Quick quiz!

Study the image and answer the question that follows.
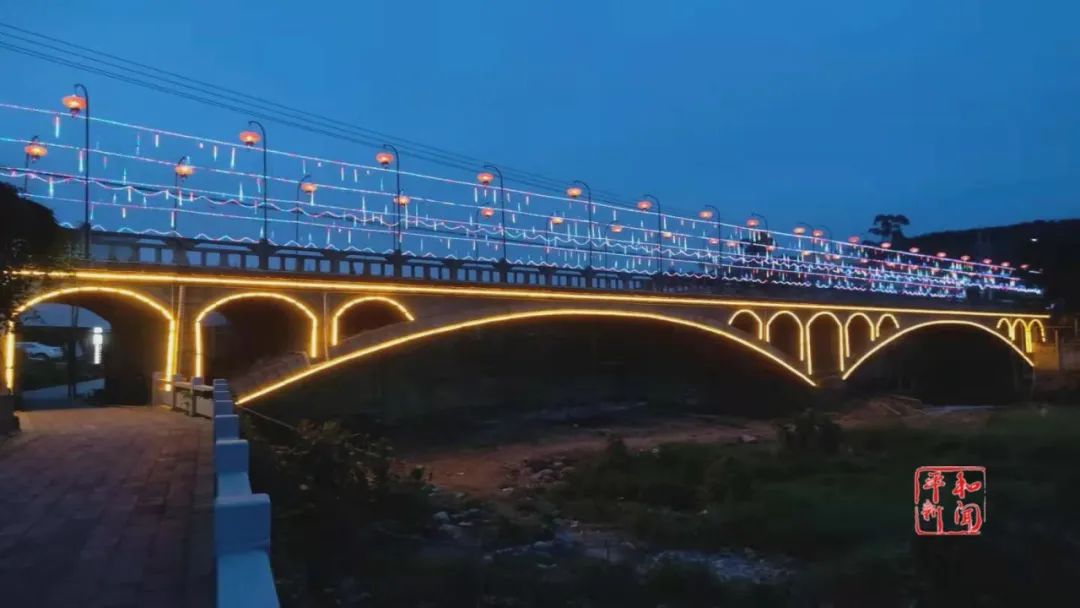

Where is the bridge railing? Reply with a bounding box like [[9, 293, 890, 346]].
[[211, 379, 280, 608], [82, 231, 1044, 312], [153, 372, 213, 417]]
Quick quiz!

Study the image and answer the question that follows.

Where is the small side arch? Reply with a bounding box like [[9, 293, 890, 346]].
[[764, 310, 805, 360], [728, 309, 764, 340], [844, 312, 876, 357], [843, 320, 1034, 381], [3, 286, 177, 392], [194, 292, 319, 378], [1027, 319, 1046, 350], [331, 296, 415, 346], [876, 313, 900, 337], [806, 311, 845, 375]]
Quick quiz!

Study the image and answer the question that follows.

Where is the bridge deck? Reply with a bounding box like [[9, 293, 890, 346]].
[[0, 407, 213, 608]]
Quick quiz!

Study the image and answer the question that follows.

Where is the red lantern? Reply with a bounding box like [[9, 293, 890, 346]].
[[708, 237, 720, 245], [62, 94, 86, 115], [792, 226, 806, 235], [982, 258, 993, 264], [239, 130, 260, 146], [745, 217, 760, 228], [908, 246, 920, 254], [936, 251, 947, 258], [300, 182, 317, 194], [375, 151, 394, 167], [394, 195, 410, 206], [24, 141, 47, 161], [880, 241, 892, 249], [610, 224, 624, 233], [847, 236, 860, 244], [727, 240, 739, 248], [801, 250, 812, 256], [636, 200, 653, 211], [550, 215, 564, 225], [480, 207, 496, 218], [174, 163, 194, 179], [565, 186, 583, 199], [698, 209, 714, 220], [1001, 261, 1011, 268], [960, 255, 971, 262], [1020, 263, 1029, 270], [811, 229, 824, 238], [477, 172, 494, 186], [661, 230, 673, 239]]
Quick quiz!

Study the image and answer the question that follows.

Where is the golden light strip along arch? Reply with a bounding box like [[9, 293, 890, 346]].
[[805, 311, 845, 375], [876, 313, 900, 336], [330, 296, 415, 346], [3, 286, 177, 391], [193, 292, 319, 379], [764, 310, 805, 360], [1026, 319, 1046, 351], [842, 320, 1035, 381], [236, 309, 817, 405], [727, 309, 764, 339], [843, 312, 876, 358]]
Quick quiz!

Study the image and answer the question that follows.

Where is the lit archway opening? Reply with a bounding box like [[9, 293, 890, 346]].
[[194, 293, 318, 381], [806, 312, 844, 375], [845, 313, 875, 359], [237, 309, 817, 405], [765, 311, 804, 361], [331, 297, 414, 346], [3, 287, 176, 404], [728, 309, 763, 340], [877, 314, 900, 339]]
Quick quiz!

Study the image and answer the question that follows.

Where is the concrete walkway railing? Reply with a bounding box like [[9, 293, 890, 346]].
[[212, 379, 280, 607]]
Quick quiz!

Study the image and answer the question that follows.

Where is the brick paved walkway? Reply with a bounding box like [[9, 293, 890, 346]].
[[0, 407, 214, 608]]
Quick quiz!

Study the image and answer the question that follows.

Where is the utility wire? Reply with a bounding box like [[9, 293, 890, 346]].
[[0, 23, 637, 206]]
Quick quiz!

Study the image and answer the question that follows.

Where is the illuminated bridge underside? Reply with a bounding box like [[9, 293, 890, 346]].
[[1, 268, 1049, 406]]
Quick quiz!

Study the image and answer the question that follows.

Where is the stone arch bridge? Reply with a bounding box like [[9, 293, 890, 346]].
[[2, 265, 1051, 407]]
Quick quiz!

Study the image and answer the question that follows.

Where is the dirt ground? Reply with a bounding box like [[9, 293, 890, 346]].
[[402, 416, 775, 496]]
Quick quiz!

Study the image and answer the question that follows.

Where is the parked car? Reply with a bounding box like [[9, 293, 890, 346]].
[[16, 341, 65, 361]]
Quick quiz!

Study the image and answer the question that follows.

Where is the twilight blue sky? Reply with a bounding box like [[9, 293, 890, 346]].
[[1, 0, 1078, 238]]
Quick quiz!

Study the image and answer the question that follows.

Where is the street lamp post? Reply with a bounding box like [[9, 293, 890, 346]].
[[378, 144, 404, 254], [22, 135, 46, 193], [639, 194, 662, 274], [567, 180, 593, 267], [483, 164, 507, 262], [295, 174, 313, 244], [239, 121, 268, 241], [62, 85, 90, 257], [173, 156, 193, 235], [604, 221, 624, 269], [699, 205, 721, 275]]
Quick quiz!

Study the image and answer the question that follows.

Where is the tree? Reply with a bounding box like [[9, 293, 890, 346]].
[[869, 214, 911, 243], [0, 182, 70, 328]]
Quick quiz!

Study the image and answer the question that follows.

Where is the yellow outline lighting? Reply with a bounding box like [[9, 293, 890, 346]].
[[1027, 319, 1046, 344], [806, 311, 845, 375], [995, 317, 1015, 339], [330, 296, 415, 346], [764, 310, 805, 361], [235, 309, 817, 405], [727, 309, 764, 339], [3, 287, 176, 392], [842, 320, 1035, 380], [193, 292, 319, 379], [18, 270, 1049, 320], [844, 312, 876, 358], [876, 313, 901, 336]]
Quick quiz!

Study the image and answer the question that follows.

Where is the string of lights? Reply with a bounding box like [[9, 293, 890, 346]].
[[0, 100, 1038, 298]]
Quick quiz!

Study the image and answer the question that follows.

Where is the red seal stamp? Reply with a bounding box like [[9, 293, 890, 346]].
[[914, 466, 986, 536]]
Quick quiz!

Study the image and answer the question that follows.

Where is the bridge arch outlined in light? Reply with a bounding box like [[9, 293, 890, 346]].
[[764, 310, 805, 361], [193, 292, 319, 379], [842, 319, 1035, 381], [235, 308, 817, 405], [3, 286, 177, 392], [806, 311, 845, 375], [876, 313, 900, 336], [330, 296, 415, 347], [728, 309, 764, 339], [1026, 319, 1046, 352], [844, 312, 876, 358]]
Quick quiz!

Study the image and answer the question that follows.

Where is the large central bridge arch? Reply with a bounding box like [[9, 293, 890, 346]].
[[236, 308, 817, 405], [842, 319, 1034, 381]]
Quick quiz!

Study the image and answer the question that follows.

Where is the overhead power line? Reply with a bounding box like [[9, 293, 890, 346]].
[[0, 22, 637, 206]]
